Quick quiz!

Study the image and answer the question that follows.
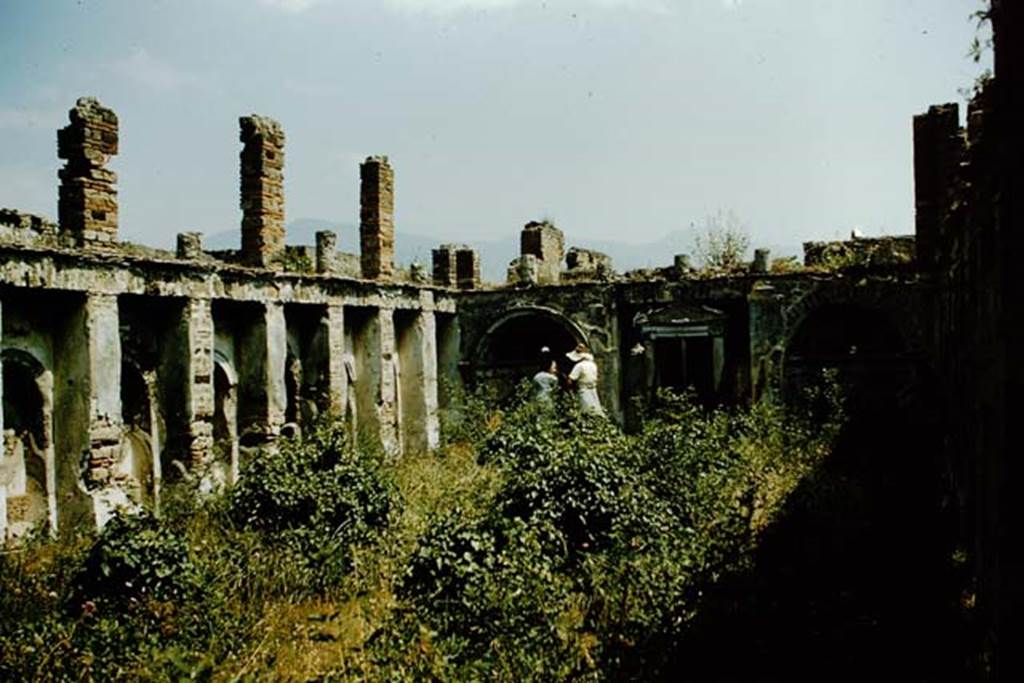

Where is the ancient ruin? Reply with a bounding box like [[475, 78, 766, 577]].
[[1, 7, 1021, 667]]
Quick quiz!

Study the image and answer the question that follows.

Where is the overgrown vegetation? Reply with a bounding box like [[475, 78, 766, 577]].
[[1, 385, 842, 680]]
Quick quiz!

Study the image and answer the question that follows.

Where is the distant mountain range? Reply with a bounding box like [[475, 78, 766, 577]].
[[205, 218, 802, 283]]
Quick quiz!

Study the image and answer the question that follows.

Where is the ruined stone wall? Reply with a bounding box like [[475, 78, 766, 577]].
[[1, 96, 454, 539], [920, 4, 1024, 675]]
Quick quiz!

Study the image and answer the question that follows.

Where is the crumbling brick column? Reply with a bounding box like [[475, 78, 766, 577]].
[[360, 156, 395, 280], [520, 220, 564, 284], [182, 299, 215, 472], [432, 244, 459, 286], [913, 103, 963, 270], [57, 97, 118, 246], [239, 115, 286, 267], [455, 247, 481, 290]]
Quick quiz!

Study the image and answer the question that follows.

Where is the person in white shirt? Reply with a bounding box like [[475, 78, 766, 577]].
[[566, 343, 606, 416]]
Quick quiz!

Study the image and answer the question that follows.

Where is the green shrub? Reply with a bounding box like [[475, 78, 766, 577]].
[[70, 511, 202, 612], [384, 388, 842, 678], [228, 419, 397, 588]]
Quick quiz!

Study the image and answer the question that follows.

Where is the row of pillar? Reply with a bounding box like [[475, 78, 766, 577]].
[[1, 293, 442, 539]]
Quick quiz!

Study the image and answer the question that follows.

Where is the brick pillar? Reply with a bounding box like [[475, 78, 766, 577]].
[[520, 220, 564, 284], [913, 103, 963, 270], [57, 97, 118, 246], [456, 247, 481, 290], [432, 244, 459, 286], [183, 299, 215, 471], [239, 115, 285, 267], [360, 156, 395, 280]]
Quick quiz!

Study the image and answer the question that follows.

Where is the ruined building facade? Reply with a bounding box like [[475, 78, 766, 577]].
[[1, 11, 1021, 670]]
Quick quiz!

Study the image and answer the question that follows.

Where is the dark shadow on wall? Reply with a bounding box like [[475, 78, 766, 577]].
[[659, 409, 969, 682], [652, 304, 968, 681]]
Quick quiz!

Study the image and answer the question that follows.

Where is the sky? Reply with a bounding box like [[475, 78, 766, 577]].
[[0, 0, 991, 253]]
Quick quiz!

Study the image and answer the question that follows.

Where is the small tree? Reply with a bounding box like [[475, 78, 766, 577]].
[[693, 209, 751, 271]]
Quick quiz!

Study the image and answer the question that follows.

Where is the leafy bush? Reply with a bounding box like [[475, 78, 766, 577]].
[[386, 389, 842, 678], [228, 419, 397, 587], [70, 511, 201, 611]]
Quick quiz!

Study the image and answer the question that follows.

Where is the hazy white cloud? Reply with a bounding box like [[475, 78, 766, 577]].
[[112, 48, 203, 91], [722, 0, 743, 9]]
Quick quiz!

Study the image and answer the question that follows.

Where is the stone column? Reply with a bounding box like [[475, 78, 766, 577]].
[[913, 103, 963, 270], [57, 97, 119, 246], [183, 299, 215, 472], [316, 230, 338, 274], [397, 310, 440, 454], [265, 303, 288, 437], [378, 310, 399, 455], [360, 156, 395, 280], [324, 304, 346, 416], [63, 294, 127, 529], [351, 308, 399, 455], [748, 283, 785, 402], [239, 115, 286, 267]]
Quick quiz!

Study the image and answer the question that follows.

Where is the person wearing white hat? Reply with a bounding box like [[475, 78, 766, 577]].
[[566, 343, 605, 416]]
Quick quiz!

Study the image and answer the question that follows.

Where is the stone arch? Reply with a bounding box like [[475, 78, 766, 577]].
[[782, 300, 912, 416], [1, 347, 54, 538], [471, 305, 589, 398], [782, 281, 924, 358], [212, 352, 239, 485], [117, 360, 157, 509]]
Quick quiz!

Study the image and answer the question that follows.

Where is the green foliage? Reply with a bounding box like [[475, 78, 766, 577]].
[[375, 388, 843, 678], [273, 248, 314, 273], [1, 389, 842, 680], [71, 511, 202, 610], [228, 419, 397, 587]]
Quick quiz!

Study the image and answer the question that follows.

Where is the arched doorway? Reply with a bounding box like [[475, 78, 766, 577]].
[[212, 356, 239, 485], [473, 307, 587, 399], [118, 361, 157, 510], [784, 303, 908, 415], [2, 348, 53, 538]]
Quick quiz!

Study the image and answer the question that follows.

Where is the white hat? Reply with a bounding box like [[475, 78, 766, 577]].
[[566, 343, 592, 363]]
